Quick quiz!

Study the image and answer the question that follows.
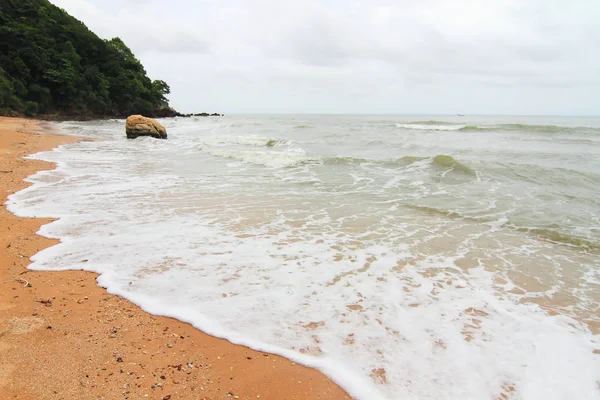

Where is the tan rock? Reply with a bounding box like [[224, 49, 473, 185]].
[[125, 115, 167, 139]]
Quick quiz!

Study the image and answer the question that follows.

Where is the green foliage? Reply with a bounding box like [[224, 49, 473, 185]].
[[24, 101, 39, 116], [0, 68, 16, 108], [152, 79, 171, 103], [0, 0, 172, 117]]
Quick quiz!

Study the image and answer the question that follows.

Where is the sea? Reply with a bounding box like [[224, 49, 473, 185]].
[[6, 115, 600, 399]]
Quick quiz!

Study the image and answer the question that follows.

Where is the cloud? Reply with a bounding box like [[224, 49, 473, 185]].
[[48, 0, 600, 114], [50, 0, 209, 54]]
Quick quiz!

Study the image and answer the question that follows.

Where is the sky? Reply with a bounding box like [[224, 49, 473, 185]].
[[49, 0, 600, 115]]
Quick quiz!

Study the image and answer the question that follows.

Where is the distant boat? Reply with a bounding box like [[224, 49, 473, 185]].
[[457, 113, 465, 117]]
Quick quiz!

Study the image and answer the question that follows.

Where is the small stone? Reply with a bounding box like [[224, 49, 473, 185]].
[[166, 344, 173, 348]]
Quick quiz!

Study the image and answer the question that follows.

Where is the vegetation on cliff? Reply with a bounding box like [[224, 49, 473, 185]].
[[0, 0, 173, 118]]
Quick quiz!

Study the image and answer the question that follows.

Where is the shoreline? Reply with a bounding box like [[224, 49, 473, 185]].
[[0, 117, 350, 399]]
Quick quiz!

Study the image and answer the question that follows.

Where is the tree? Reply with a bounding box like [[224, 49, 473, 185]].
[[152, 79, 171, 104], [0, 0, 174, 117]]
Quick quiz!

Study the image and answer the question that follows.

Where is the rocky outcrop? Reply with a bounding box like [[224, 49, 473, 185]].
[[152, 107, 178, 118], [176, 112, 223, 117], [125, 115, 167, 139]]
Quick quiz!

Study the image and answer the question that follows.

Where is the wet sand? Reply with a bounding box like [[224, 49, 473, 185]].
[[0, 117, 350, 400]]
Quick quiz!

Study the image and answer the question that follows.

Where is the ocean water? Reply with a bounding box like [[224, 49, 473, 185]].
[[6, 115, 600, 399]]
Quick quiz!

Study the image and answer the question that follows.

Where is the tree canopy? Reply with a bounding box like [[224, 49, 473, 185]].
[[0, 0, 173, 118]]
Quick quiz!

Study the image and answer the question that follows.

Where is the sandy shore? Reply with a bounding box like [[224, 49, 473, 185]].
[[0, 117, 350, 400]]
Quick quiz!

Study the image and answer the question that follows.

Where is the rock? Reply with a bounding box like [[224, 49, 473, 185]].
[[153, 107, 178, 118], [171, 112, 223, 118], [125, 115, 167, 139]]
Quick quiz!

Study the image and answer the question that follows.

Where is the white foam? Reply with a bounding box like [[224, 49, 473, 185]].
[[198, 145, 314, 168], [6, 118, 600, 399], [396, 123, 466, 131], [198, 135, 287, 147]]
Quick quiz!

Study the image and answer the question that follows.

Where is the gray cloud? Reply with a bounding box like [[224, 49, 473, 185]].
[[49, 0, 600, 115]]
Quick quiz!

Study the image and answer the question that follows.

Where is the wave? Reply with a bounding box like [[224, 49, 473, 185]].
[[497, 124, 576, 133], [459, 125, 490, 132], [406, 204, 470, 220], [364, 139, 385, 146], [408, 120, 462, 126], [396, 123, 465, 131], [462, 123, 600, 135], [198, 135, 288, 148], [396, 122, 600, 135], [431, 155, 477, 176], [516, 227, 600, 250], [198, 146, 313, 168], [323, 155, 428, 167], [266, 139, 286, 147], [322, 155, 476, 177], [457, 124, 566, 133], [407, 205, 600, 251]]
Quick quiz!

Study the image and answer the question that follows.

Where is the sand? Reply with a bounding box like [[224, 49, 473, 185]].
[[0, 117, 350, 400]]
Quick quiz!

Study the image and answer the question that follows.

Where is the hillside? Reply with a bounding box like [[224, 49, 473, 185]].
[[0, 0, 175, 119]]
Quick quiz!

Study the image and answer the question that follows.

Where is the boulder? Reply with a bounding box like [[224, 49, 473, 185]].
[[125, 115, 167, 139], [153, 107, 178, 118]]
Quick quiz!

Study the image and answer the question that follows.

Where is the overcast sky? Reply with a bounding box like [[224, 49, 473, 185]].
[[50, 0, 600, 115]]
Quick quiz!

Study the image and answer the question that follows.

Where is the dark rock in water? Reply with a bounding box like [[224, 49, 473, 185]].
[[174, 112, 223, 118], [191, 112, 223, 117], [125, 115, 167, 139], [153, 107, 178, 118]]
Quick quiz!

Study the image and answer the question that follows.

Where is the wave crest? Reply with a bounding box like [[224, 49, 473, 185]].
[[396, 121, 600, 135], [396, 123, 464, 131], [432, 155, 477, 176], [323, 155, 428, 167], [199, 135, 288, 148], [517, 227, 600, 250]]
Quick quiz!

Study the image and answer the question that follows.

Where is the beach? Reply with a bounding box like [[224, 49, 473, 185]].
[[0, 117, 350, 400], [2, 115, 599, 399], [3, 0, 599, 397]]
